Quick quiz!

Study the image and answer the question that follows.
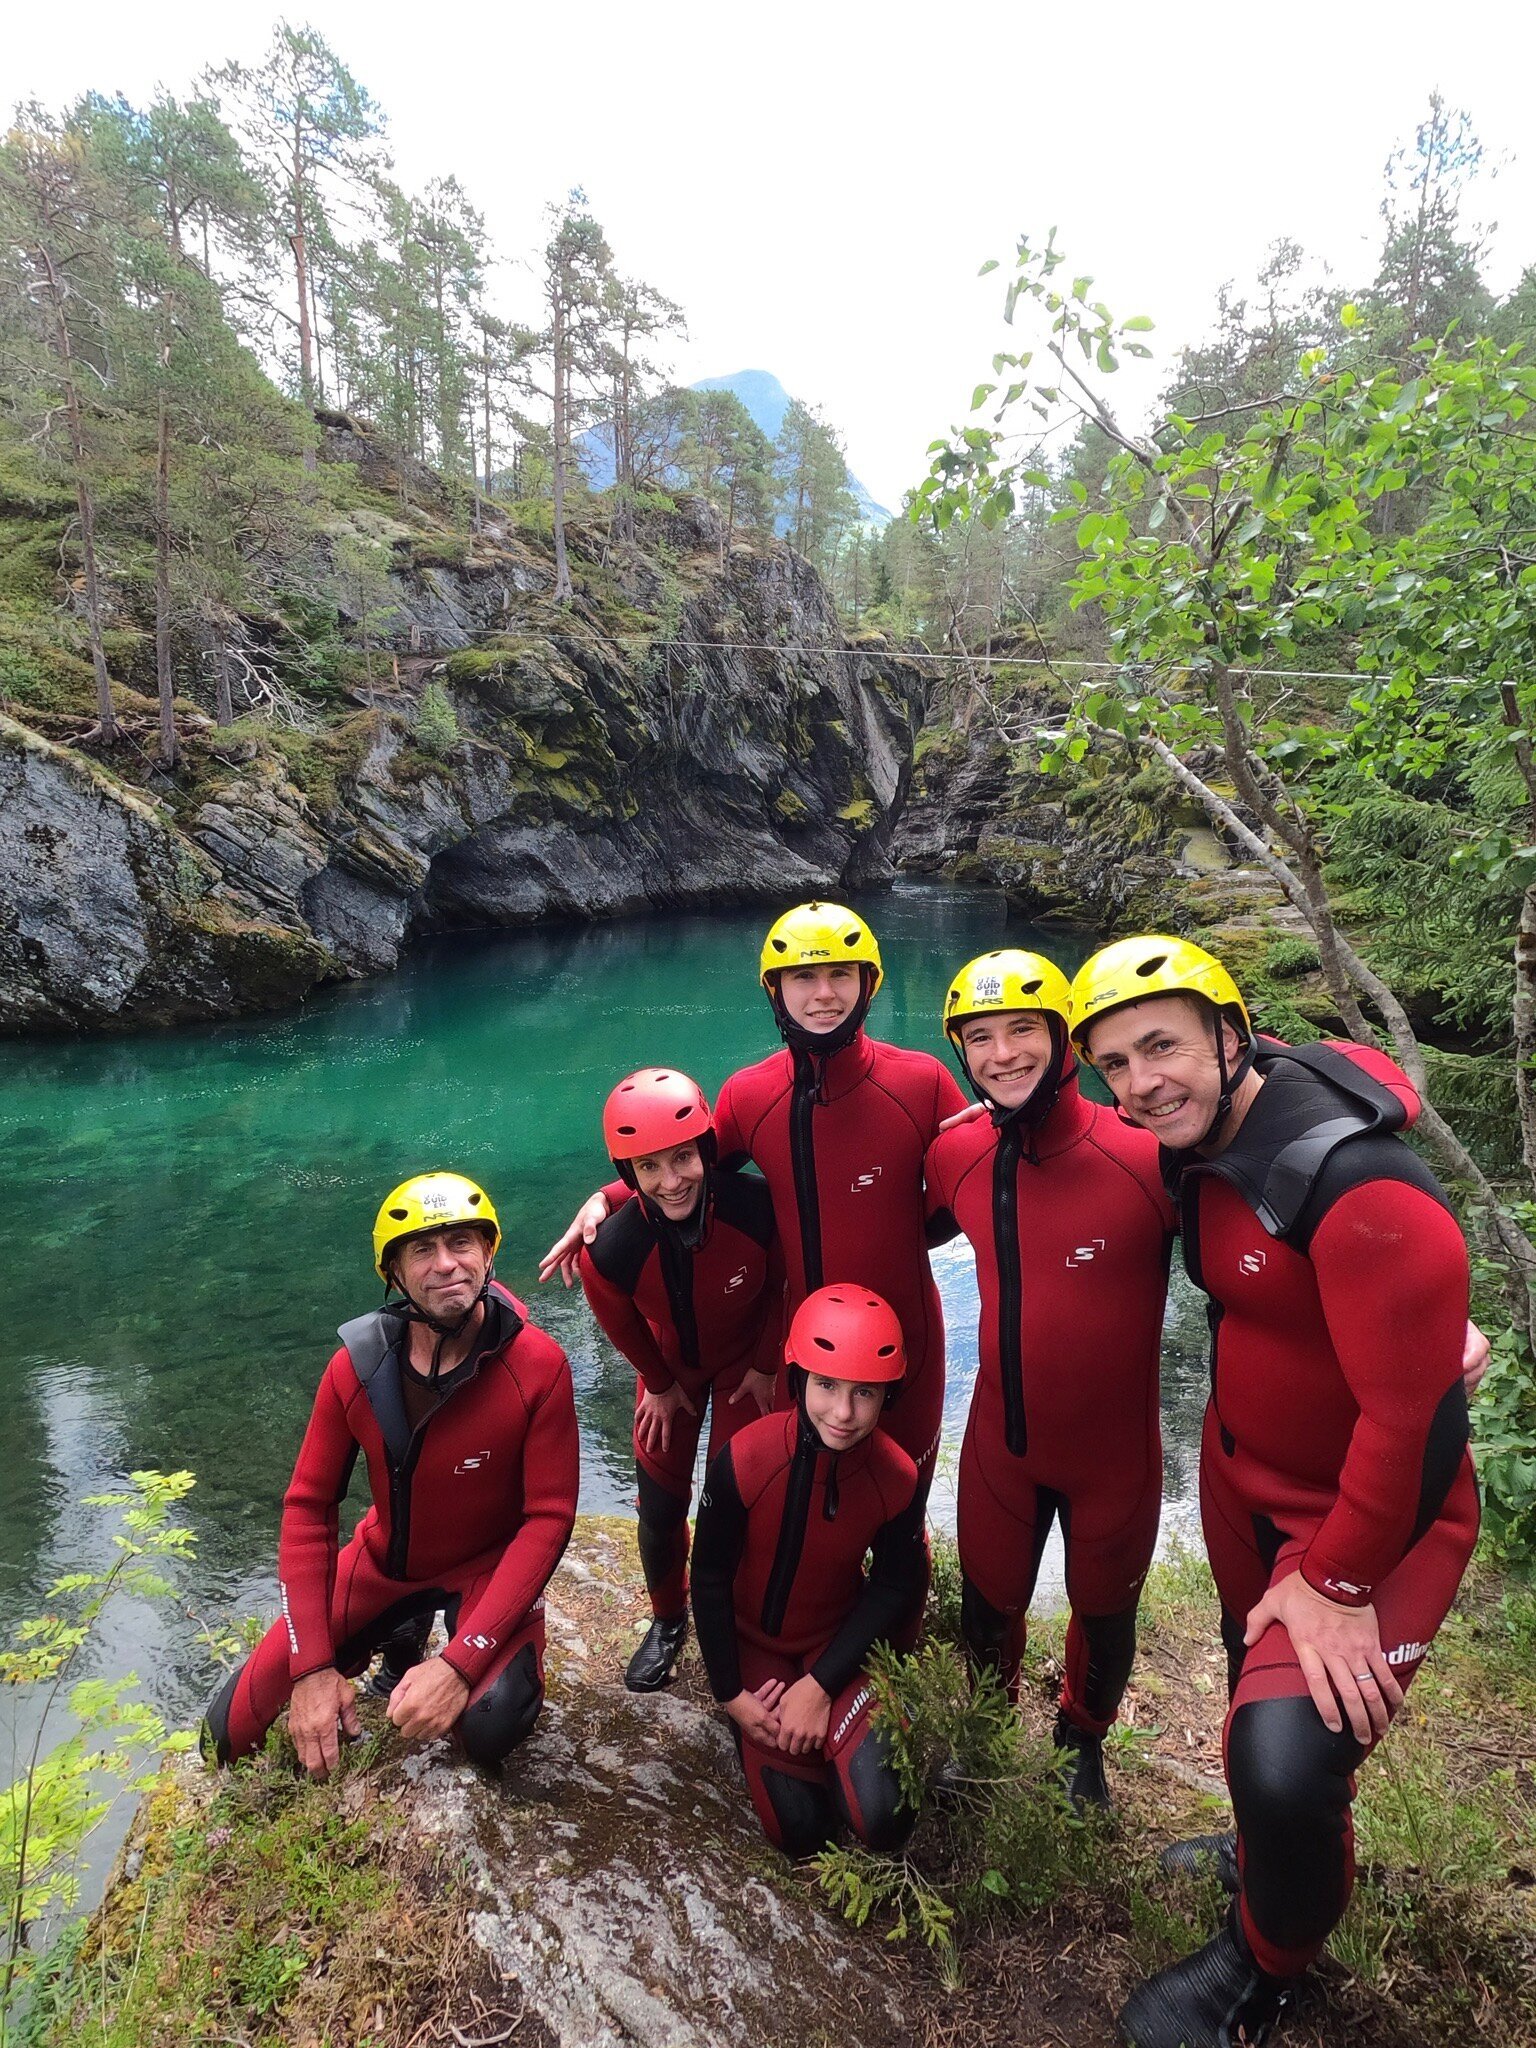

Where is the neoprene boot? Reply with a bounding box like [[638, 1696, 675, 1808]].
[[1118, 1909, 1296, 2048], [1159, 1829, 1240, 1894], [1052, 1709, 1110, 1812], [369, 1613, 433, 1699], [625, 1610, 689, 1692]]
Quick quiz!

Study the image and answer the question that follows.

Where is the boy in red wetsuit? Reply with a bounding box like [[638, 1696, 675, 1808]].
[[1070, 937, 1479, 2048], [545, 902, 967, 1505], [578, 1067, 781, 1692], [203, 1172, 579, 1778], [925, 949, 1174, 1809], [691, 1285, 926, 1857]]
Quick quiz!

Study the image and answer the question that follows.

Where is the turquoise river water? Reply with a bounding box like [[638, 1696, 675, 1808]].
[[0, 881, 1209, 1774]]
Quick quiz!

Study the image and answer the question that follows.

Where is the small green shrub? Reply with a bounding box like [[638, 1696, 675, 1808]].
[[1264, 936, 1322, 980], [413, 682, 460, 757]]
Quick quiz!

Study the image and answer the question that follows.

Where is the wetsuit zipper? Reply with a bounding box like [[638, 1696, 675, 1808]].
[[993, 1119, 1028, 1456], [761, 1425, 821, 1635], [1179, 1175, 1235, 1455], [656, 1225, 700, 1376], [789, 1050, 825, 1293]]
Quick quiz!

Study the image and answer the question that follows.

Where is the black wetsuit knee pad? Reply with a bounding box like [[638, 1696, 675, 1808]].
[[1228, 1693, 1363, 1952], [457, 1642, 543, 1770], [761, 1766, 838, 1858], [960, 1573, 1011, 1672], [200, 1664, 243, 1767], [835, 1738, 917, 1855]]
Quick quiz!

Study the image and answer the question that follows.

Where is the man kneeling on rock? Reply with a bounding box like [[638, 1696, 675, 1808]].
[[203, 1172, 579, 1777], [691, 1285, 925, 1857]]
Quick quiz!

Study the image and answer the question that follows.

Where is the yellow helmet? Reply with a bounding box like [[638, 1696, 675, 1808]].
[[1068, 935, 1250, 1063], [759, 901, 883, 996], [372, 1172, 501, 1279], [943, 949, 1072, 1049]]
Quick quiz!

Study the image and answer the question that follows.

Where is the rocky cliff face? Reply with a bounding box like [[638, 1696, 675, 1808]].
[[0, 430, 924, 1034]]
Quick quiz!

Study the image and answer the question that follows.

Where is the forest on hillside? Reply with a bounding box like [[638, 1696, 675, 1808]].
[[0, 20, 863, 772]]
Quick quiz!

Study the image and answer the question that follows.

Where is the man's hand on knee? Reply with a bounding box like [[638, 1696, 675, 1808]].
[[1243, 1569, 1403, 1744], [387, 1655, 472, 1741], [289, 1667, 361, 1779]]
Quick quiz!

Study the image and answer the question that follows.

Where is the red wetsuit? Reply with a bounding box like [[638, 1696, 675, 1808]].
[[692, 1406, 926, 1855], [1175, 1041, 1478, 1977], [925, 1069, 1174, 1730], [205, 1284, 580, 1769], [579, 1172, 783, 1616], [713, 1031, 968, 1494]]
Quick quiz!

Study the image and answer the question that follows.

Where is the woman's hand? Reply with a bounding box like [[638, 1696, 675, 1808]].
[[728, 1369, 778, 1418], [636, 1381, 697, 1456]]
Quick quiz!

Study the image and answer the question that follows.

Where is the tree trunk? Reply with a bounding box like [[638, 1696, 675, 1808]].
[[291, 118, 317, 470], [213, 630, 234, 727], [1516, 882, 1536, 1183], [37, 245, 116, 741], [154, 386, 178, 769], [551, 282, 573, 604]]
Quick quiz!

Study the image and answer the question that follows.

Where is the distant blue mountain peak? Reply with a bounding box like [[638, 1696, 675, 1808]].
[[578, 369, 889, 527]]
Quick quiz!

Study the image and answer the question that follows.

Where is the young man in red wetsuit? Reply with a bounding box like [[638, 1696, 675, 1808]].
[[203, 1172, 579, 1778], [578, 1067, 781, 1692], [925, 949, 1174, 1809], [691, 1284, 927, 1857], [544, 902, 967, 1505], [1069, 937, 1480, 2048]]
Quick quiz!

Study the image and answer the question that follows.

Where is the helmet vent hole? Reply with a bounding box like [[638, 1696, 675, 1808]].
[[1136, 955, 1168, 980], [813, 1336, 836, 1352], [617, 1122, 637, 1136], [468, 1193, 481, 1206], [675, 1106, 691, 1121], [388, 1207, 410, 1221], [771, 938, 787, 953], [877, 1344, 896, 1357], [844, 932, 859, 947]]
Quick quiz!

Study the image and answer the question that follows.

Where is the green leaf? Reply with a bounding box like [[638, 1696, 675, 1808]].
[[1122, 315, 1155, 332], [1341, 302, 1360, 329], [978, 258, 1000, 276]]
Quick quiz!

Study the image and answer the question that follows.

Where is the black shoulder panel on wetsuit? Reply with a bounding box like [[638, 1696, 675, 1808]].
[[338, 1308, 398, 1386], [588, 1197, 656, 1293], [1181, 1046, 1418, 1244], [1289, 1126, 1453, 1252], [711, 1168, 777, 1248]]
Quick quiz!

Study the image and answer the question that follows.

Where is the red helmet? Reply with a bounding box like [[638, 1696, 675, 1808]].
[[784, 1285, 906, 1385], [602, 1068, 714, 1164]]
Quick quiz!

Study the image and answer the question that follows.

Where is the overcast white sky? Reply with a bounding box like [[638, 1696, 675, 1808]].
[[11, 0, 1536, 508]]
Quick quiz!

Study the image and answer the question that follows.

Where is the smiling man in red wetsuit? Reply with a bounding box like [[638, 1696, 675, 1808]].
[[578, 1067, 781, 1692], [1070, 937, 1479, 2048], [544, 903, 967, 1510], [691, 1284, 926, 1857], [203, 1172, 579, 1778], [925, 949, 1174, 1810]]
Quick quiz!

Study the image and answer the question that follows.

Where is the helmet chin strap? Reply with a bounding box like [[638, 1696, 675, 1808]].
[[956, 1016, 1069, 1151], [770, 963, 875, 1062], [384, 1270, 493, 1383], [1194, 1011, 1258, 1151]]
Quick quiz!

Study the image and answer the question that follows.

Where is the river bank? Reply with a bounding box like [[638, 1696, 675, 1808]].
[[30, 1520, 1536, 2048]]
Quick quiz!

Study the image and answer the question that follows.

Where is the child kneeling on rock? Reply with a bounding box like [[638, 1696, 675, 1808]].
[[691, 1285, 925, 1857]]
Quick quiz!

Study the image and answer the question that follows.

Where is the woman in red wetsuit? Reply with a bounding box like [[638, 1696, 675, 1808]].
[[578, 1067, 781, 1691], [544, 902, 967, 1507], [202, 1172, 579, 1778], [925, 949, 1174, 1809], [691, 1285, 927, 1857], [1070, 936, 1480, 2048]]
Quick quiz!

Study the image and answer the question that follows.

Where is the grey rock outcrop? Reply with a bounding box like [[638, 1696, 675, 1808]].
[[0, 489, 924, 1033], [404, 1690, 912, 2048], [0, 715, 328, 1031]]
